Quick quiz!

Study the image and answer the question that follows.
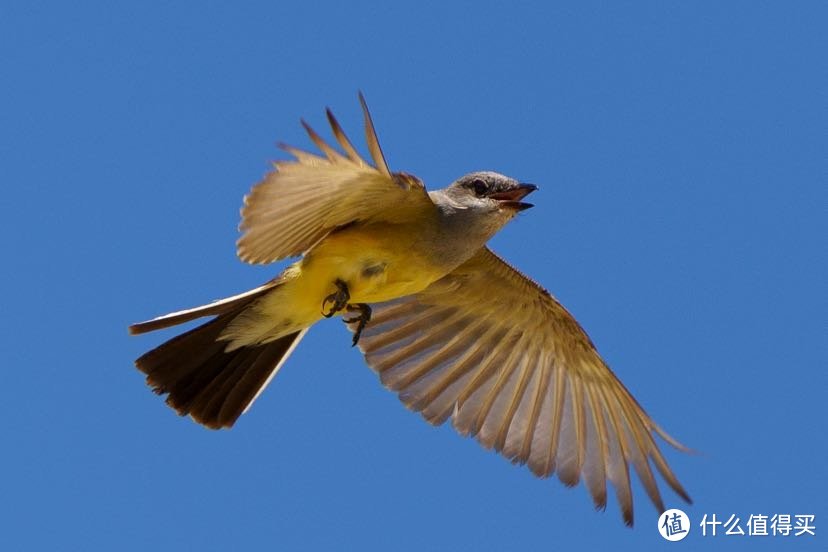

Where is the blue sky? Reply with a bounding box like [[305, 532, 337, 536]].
[[1, 2, 825, 550]]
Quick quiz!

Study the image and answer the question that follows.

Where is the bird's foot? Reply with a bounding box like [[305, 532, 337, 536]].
[[343, 303, 372, 347], [321, 279, 350, 318]]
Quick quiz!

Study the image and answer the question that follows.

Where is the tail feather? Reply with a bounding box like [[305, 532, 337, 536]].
[[132, 283, 305, 428], [129, 281, 281, 335]]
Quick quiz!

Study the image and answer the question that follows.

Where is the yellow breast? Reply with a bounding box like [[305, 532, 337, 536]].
[[300, 222, 444, 304]]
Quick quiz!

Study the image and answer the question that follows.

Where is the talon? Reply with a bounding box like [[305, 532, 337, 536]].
[[344, 303, 372, 347], [321, 279, 350, 318]]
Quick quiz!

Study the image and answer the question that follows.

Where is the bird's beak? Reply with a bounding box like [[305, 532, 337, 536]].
[[488, 183, 538, 211]]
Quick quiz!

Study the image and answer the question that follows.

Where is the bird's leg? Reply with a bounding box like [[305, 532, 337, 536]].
[[321, 279, 350, 318], [343, 303, 372, 347]]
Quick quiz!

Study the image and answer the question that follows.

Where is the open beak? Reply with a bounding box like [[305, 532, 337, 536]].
[[488, 183, 538, 211]]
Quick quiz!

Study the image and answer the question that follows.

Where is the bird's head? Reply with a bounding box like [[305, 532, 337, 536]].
[[442, 171, 538, 229]]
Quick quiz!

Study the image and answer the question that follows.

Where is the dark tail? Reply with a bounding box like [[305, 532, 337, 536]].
[[131, 282, 306, 429]]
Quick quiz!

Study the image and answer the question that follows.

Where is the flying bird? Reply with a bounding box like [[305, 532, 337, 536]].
[[130, 94, 691, 525]]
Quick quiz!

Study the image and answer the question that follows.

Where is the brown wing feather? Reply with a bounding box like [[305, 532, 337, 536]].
[[237, 95, 433, 264], [325, 108, 362, 163], [358, 91, 391, 177], [348, 246, 691, 525]]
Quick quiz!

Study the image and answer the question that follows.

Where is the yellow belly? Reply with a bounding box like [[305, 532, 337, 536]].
[[299, 223, 443, 304], [220, 222, 447, 348]]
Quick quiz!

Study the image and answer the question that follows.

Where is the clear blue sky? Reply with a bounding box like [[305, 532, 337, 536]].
[[1, 2, 824, 550]]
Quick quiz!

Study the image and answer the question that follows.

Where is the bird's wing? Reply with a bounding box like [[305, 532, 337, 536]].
[[237, 94, 434, 264], [347, 246, 691, 526]]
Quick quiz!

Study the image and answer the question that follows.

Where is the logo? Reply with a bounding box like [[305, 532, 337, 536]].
[[659, 509, 690, 541]]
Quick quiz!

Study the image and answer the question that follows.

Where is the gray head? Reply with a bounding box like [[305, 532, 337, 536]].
[[440, 170, 536, 220], [429, 171, 538, 248], [425, 171, 537, 264]]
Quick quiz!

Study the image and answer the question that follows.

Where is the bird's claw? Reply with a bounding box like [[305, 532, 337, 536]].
[[321, 279, 350, 318], [343, 303, 372, 347]]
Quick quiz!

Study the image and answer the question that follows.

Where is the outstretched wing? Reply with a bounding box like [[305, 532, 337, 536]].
[[238, 93, 434, 264], [348, 247, 691, 525]]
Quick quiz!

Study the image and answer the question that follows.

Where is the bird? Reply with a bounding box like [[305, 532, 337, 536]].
[[130, 93, 691, 526]]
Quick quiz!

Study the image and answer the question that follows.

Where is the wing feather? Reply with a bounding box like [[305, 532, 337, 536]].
[[414, 325, 511, 412], [349, 246, 691, 525], [326, 108, 362, 164], [473, 342, 526, 445], [300, 119, 345, 162], [358, 91, 391, 177], [502, 351, 543, 461], [536, 358, 567, 477], [517, 348, 552, 462], [237, 96, 433, 264], [493, 354, 535, 453], [584, 382, 610, 509], [452, 330, 521, 436], [596, 384, 635, 525], [555, 376, 580, 486]]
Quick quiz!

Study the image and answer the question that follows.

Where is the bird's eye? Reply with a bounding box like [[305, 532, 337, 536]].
[[470, 179, 487, 197]]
